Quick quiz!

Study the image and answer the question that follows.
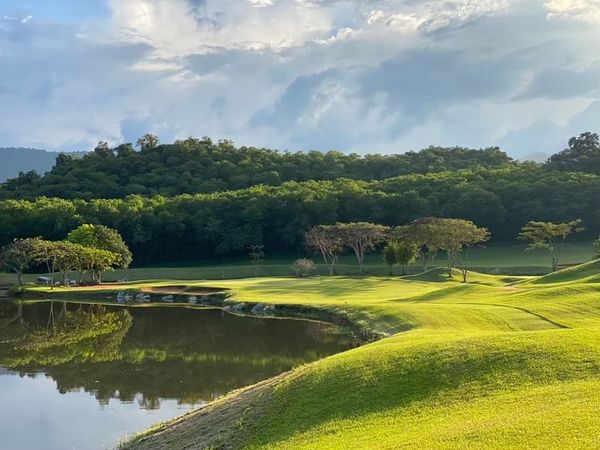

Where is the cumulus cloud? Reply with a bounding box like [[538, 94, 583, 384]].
[[0, 0, 599, 156], [545, 0, 600, 23]]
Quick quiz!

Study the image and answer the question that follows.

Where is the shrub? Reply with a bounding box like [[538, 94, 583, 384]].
[[292, 258, 317, 277]]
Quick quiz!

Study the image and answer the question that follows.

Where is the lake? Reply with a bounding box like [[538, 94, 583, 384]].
[[0, 301, 354, 450]]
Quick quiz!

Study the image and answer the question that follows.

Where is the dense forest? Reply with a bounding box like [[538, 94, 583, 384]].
[[1, 138, 513, 199], [1, 166, 598, 264], [2, 132, 598, 264]]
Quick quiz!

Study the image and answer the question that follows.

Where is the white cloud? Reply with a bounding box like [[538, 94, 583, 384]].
[[0, 0, 599, 157], [545, 0, 600, 23]]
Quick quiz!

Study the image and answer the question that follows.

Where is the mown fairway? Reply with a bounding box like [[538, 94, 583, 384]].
[[65, 259, 597, 449]]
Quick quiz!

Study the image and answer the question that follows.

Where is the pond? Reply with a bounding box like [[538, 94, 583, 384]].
[[0, 301, 355, 450]]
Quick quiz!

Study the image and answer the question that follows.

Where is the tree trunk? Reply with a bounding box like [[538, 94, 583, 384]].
[[551, 253, 558, 272], [353, 247, 365, 275]]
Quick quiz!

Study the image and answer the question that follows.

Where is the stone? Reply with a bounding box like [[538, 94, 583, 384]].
[[232, 302, 246, 312]]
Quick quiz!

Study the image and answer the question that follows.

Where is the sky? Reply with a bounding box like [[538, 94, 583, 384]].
[[0, 0, 599, 158]]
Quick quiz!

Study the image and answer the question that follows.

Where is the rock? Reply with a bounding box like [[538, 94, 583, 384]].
[[124, 294, 133, 302], [223, 305, 232, 312], [251, 303, 266, 315], [188, 296, 198, 304], [162, 295, 175, 303], [117, 297, 126, 304], [117, 291, 125, 298], [232, 302, 246, 312]]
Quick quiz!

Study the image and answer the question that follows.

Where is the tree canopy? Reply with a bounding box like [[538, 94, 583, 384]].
[[518, 220, 584, 271], [0, 165, 598, 265], [0, 138, 514, 200], [547, 132, 600, 175]]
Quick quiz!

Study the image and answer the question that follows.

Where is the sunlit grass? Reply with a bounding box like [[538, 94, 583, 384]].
[[25, 258, 600, 449]]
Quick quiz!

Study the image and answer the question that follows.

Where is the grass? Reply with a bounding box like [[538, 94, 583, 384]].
[[20, 251, 600, 449]]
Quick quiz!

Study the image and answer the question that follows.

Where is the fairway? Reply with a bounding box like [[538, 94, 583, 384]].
[[40, 260, 597, 449]]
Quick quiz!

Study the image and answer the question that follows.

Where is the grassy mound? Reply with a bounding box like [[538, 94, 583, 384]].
[[528, 259, 600, 285], [34, 264, 600, 449]]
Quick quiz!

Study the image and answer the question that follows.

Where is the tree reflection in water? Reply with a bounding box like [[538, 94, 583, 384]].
[[0, 301, 354, 409]]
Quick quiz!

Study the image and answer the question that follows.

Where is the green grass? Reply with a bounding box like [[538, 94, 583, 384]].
[[21, 254, 600, 449]]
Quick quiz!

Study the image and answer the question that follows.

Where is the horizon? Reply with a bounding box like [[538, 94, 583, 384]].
[[1, 1, 599, 158]]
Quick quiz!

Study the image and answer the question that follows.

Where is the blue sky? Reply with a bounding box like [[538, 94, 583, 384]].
[[0, 0, 599, 157]]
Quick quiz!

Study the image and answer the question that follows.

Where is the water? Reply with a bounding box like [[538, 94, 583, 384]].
[[0, 301, 354, 450]]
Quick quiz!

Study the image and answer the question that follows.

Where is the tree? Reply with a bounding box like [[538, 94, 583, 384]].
[[292, 258, 316, 277], [54, 241, 86, 284], [397, 218, 445, 271], [82, 247, 117, 284], [0, 238, 41, 285], [248, 244, 264, 277], [518, 220, 584, 271], [383, 240, 417, 276], [335, 223, 389, 274], [93, 141, 113, 158], [435, 219, 490, 281], [547, 132, 600, 175], [67, 224, 132, 269], [594, 236, 600, 260], [383, 242, 399, 275], [136, 133, 160, 151], [394, 240, 419, 276], [305, 226, 344, 275], [33, 240, 63, 290]]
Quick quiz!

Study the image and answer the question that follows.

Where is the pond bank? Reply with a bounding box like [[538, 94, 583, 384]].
[[20, 285, 387, 343]]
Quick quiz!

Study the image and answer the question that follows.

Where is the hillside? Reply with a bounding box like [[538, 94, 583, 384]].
[[47, 263, 597, 449], [0, 147, 58, 182], [1, 166, 598, 264], [0, 139, 513, 199]]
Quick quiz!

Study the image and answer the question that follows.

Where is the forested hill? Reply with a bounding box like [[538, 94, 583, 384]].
[[0, 138, 513, 199], [0, 148, 60, 182], [2, 166, 598, 264]]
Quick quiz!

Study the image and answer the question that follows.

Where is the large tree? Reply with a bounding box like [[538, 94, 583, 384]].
[[547, 132, 600, 175], [397, 218, 446, 271], [136, 133, 160, 152], [0, 238, 41, 285], [305, 226, 344, 275], [518, 220, 584, 271], [335, 223, 389, 274], [67, 224, 132, 269], [435, 219, 490, 280]]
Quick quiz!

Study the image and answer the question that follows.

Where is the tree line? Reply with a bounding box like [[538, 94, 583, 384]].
[[0, 224, 132, 286], [305, 219, 490, 281], [2, 131, 599, 201], [0, 136, 514, 199], [303, 218, 583, 281], [0, 165, 597, 265]]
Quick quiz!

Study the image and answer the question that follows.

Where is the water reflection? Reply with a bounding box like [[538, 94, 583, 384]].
[[0, 301, 354, 409]]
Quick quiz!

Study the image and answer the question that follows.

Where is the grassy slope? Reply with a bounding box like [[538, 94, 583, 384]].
[[28, 259, 600, 449], [108, 259, 600, 449]]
